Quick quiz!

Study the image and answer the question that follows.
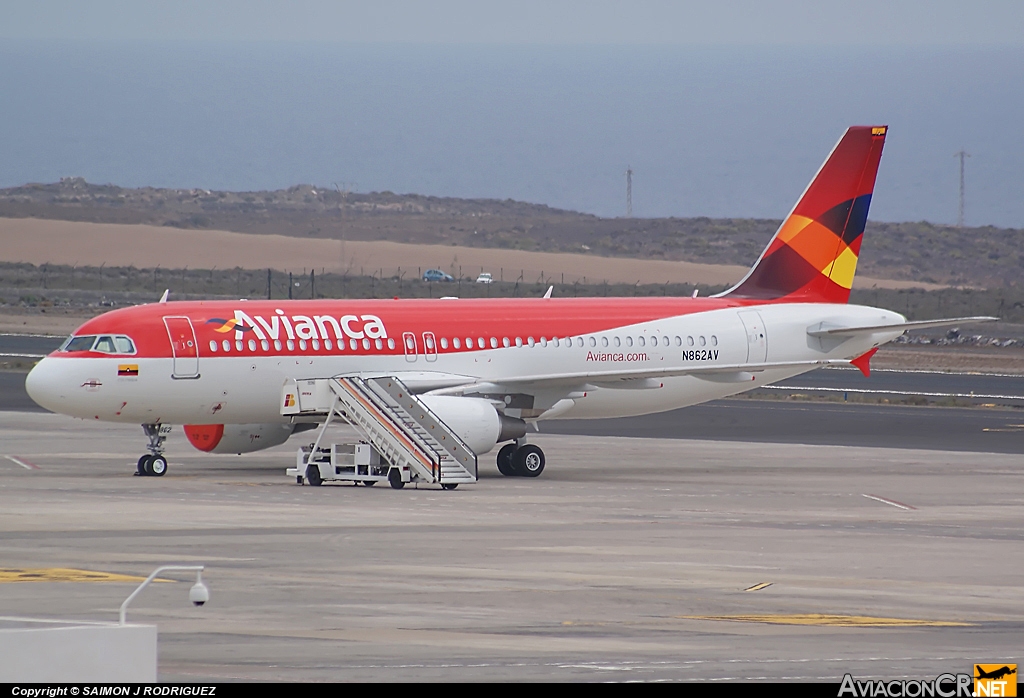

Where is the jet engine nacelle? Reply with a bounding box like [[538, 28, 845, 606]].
[[419, 396, 527, 455], [184, 423, 298, 454]]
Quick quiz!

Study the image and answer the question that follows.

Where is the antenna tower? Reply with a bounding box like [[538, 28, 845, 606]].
[[954, 150, 970, 228], [625, 165, 633, 218]]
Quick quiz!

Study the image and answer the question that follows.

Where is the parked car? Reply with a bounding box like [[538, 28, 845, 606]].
[[475, 272, 493, 284], [422, 269, 454, 282]]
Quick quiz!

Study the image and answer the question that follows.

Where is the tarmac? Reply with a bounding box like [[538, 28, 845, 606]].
[[0, 411, 1020, 682]]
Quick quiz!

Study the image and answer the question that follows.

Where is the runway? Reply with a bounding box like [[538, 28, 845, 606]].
[[0, 411, 1019, 682]]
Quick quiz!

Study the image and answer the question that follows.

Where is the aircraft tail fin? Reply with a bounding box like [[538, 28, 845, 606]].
[[720, 126, 888, 303]]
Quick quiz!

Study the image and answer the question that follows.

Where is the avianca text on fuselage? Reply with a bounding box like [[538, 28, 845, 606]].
[[222, 309, 388, 342]]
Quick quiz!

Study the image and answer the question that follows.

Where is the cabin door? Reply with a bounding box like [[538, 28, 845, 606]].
[[163, 316, 200, 378]]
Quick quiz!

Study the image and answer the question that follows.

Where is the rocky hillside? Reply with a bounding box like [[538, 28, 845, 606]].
[[2, 178, 1020, 288]]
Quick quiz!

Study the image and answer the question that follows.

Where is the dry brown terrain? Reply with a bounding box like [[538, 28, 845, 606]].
[[5, 178, 1024, 287], [1, 218, 941, 290]]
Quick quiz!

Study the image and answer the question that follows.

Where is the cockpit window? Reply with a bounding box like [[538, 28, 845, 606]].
[[59, 334, 137, 354], [93, 336, 117, 353], [62, 335, 97, 352]]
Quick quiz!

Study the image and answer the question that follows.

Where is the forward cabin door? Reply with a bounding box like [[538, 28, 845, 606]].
[[737, 310, 768, 364], [163, 316, 200, 378]]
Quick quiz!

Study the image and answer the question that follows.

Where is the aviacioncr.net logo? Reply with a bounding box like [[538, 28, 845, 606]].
[[839, 673, 973, 698]]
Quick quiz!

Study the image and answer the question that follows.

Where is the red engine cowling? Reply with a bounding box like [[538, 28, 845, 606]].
[[184, 423, 297, 454]]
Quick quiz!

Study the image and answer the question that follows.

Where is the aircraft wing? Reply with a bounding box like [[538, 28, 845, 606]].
[[807, 316, 997, 337], [425, 358, 852, 396]]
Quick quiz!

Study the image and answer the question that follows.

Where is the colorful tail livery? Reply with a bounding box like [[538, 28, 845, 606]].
[[723, 125, 887, 303]]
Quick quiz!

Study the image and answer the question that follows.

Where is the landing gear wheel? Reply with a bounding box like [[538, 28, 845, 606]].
[[388, 468, 405, 490], [146, 455, 168, 477], [441, 483, 458, 490], [496, 443, 517, 476], [137, 455, 151, 476], [306, 464, 323, 487], [513, 444, 545, 478]]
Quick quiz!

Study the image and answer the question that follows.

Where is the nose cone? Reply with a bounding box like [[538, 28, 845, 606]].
[[25, 358, 63, 413]]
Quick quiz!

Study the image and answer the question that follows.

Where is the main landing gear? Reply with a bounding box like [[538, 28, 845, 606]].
[[496, 441, 545, 478], [136, 424, 171, 477]]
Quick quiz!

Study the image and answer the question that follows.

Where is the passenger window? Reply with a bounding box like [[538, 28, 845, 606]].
[[209, 340, 218, 352], [262, 340, 270, 351], [613, 336, 621, 347], [601, 336, 608, 347], [687, 336, 694, 346], [453, 337, 461, 349], [440, 337, 449, 349], [650, 336, 658, 347], [324, 339, 332, 351], [552, 338, 559, 347], [466, 337, 473, 348], [515, 337, 523, 347], [527, 337, 535, 347], [362, 338, 370, 350], [626, 336, 633, 347], [387, 338, 396, 350], [699, 336, 706, 346], [375, 339, 383, 350], [576, 337, 584, 347], [540, 337, 547, 347], [588, 337, 596, 347], [248, 339, 257, 352], [478, 337, 486, 349], [637, 336, 646, 347], [711, 335, 718, 346], [276, 340, 283, 351], [222, 340, 230, 352], [675, 336, 682, 346]]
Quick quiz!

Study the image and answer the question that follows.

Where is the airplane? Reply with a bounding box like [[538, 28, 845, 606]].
[[24, 125, 994, 483]]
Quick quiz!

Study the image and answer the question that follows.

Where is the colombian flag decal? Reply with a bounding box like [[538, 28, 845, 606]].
[[118, 364, 139, 377]]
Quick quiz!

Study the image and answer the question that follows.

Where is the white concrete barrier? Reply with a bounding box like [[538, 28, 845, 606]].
[[0, 619, 157, 682]]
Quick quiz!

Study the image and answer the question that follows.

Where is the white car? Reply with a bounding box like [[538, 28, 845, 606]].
[[475, 272, 493, 284]]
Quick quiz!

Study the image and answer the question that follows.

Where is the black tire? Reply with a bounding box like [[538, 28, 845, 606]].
[[513, 444, 545, 478], [137, 455, 151, 476], [362, 480, 376, 487], [441, 483, 458, 490], [496, 443, 517, 476], [148, 455, 168, 477], [306, 464, 323, 486], [388, 468, 405, 490]]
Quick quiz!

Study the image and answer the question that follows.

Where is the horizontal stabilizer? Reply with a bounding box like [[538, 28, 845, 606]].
[[807, 316, 997, 338]]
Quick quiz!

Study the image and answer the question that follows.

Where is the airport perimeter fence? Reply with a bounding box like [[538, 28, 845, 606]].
[[1, 261, 1022, 323]]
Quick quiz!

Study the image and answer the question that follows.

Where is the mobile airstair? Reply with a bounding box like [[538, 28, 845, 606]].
[[282, 376, 478, 489]]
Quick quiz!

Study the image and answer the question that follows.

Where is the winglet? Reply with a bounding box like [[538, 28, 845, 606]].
[[543, 285, 553, 299], [158, 289, 169, 304], [851, 347, 878, 377]]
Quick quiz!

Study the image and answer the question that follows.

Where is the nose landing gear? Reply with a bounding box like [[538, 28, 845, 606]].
[[136, 424, 171, 477]]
